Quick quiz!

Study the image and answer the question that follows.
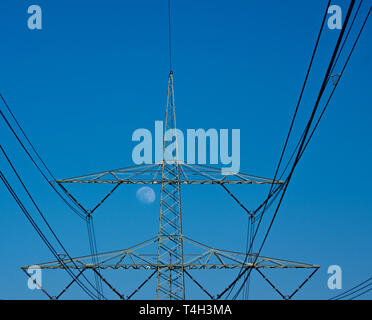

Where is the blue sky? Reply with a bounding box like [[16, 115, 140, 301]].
[[0, 0, 371, 299]]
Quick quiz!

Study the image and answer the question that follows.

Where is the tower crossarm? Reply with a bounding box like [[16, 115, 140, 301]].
[[55, 163, 285, 185], [21, 236, 318, 271]]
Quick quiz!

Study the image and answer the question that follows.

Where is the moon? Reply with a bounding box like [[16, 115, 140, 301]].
[[136, 186, 156, 204]]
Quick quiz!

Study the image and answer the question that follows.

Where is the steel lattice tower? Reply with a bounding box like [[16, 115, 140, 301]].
[[157, 71, 185, 299], [22, 71, 319, 300]]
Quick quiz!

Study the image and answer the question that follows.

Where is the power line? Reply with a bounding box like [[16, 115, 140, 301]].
[[0, 169, 102, 299], [275, 1, 366, 184], [0, 95, 108, 296], [222, 0, 332, 299], [349, 287, 372, 300], [0, 94, 86, 220], [338, 282, 372, 300], [223, 0, 358, 300], [244, 0, 332, 283], [86, 216, 104, 299], [330, 276, 372, 300], [232, 0, 357, 299], [343, 282, 372, 300], [0, 145, 105, 299], [280, 2, 370, 180], [329, 0, 363, 77], [298, 5, 371, 160], [3, 1, 367, 300]]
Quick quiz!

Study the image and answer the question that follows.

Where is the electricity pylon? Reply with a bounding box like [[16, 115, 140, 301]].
[[22, 71, 319, 300], [157, 71, 185, 299]]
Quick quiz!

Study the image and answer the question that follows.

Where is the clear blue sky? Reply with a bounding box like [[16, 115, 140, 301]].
[[0, 0, 371, 299]]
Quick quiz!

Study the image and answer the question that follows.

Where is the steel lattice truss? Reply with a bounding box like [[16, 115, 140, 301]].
[[21, 235, 318, 300], [156, 73, 185, 299], [55, 162, 283, 185], [22, 72, 319, 300], [24, 236, 316, 271]]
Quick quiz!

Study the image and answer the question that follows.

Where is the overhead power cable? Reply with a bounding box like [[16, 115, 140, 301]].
[[232, 0, 357, 299], [221, 0, 358, 300], [0, 94, 107, 296], [348, 287, 372, 300], [246, 0, 331, 266], [0, 145, 105, 299], [329, 0, 363, 77], [86, 216, 104, 299], [298, 4, 371, 160], [0, 169, 102, 299], [330, 276, 372, 300], [0, 94, 86, 220], [222, 0, 332, 299], [276, 1, 370, 182], [341, 282, 372, 300]]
